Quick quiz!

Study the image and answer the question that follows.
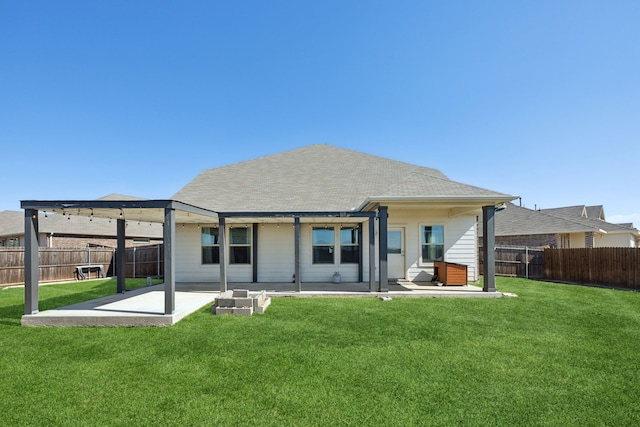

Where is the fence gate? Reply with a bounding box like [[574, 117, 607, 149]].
[[479, 246, 545, 279]]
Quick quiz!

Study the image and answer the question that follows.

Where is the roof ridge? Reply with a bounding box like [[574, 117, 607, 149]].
[[197, 144, 447, 177]]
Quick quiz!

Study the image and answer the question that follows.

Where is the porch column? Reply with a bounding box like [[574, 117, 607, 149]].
[[357, 222, 363, 282], [378, 206, 389, 292], [294, 217, 301, 292], [252, 223, 258, 282], [116, 218, 126, 293], [24, 209, 39, 315], [164, 207, 176, 314], [369, 218, 376, 291], [482, 205, 496, 292], [219, 217, 227, 293]]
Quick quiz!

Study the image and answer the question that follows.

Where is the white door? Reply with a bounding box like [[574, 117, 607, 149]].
[[387, 228, 405, 279]]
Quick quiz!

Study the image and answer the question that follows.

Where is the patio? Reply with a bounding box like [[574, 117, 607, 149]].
[[21, 281, 503, 327]]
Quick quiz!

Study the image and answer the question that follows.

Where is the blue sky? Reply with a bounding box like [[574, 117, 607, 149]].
[[2, 1, 639, 225]]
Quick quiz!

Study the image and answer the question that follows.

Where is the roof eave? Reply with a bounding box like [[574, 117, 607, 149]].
[[358, 195, 518, 211]]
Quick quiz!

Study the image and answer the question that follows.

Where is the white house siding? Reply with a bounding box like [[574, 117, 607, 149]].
[[174, 210, 479, 284], [598, 233, 637, 248], [386, 206, 478, 283], [298, 223, 362, 283], [257, 224, 295, 282], [175, 224, 220, 282], [175, 221, 370, 283], [175, 224, 252, 283]]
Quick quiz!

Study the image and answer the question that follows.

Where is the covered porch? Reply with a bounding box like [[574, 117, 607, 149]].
[[20, 199, 501, 325]]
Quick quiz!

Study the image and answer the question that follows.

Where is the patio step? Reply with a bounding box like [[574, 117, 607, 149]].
[[212, 290, 271, 316]]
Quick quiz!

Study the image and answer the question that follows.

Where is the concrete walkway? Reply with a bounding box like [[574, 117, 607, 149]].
[[21, 281, 502, 327]]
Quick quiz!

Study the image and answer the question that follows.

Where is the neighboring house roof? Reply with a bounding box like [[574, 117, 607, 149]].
[[483, 203, 640, 237], [172, 144, 514, 212], [540, 205, 587, 219], [0, 210, 22, 236], [540, 205, 606, 221]]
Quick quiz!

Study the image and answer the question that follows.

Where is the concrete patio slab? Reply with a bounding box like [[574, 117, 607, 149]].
[[21, 284, 218, 327], [21, 280, 503, 327]]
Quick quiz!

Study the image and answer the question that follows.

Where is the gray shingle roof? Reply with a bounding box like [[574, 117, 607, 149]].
[[172, 144, 514, 212], [540, 205, 606, 221], [540, 205, 586, 219]]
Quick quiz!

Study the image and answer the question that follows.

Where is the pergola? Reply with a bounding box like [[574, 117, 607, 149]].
[[21, 200, 498, 317]]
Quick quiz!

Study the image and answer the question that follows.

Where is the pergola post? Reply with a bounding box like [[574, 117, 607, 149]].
[[357, 222, 363, 282], [164, 207, 176, 314], [116, 218, 126, 293], [219, 217, 227, 293], [24, 209, 39, 315], [368, 218, 376, 291], [294, 217, 301, 292], [378, 206, 389, 292], [252, 223, 258, 283], [482, 205, 497, 292]]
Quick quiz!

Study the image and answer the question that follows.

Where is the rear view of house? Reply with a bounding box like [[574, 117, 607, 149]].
[[21, 144, 516, 316], [171, 144, 515, 284]]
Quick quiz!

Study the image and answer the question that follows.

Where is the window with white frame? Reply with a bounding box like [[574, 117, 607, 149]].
[[312, 227, 335, 264], [340, 226, 359, 264], [201, 227, 220, 264], [421, 225, 444, 262], [229, 226, 251, 264]]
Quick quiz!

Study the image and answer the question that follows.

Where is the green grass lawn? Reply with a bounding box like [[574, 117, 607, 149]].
[[1, 278, 638, 426]]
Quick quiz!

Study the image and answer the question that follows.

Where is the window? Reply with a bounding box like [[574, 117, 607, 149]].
[[340, 226, 359, 264], [229, 227, 251, 264], [312, 227, 334, 264], [8, 238, 20, 247], [201, 227, 220, 264], [421, 225, 444, 262]]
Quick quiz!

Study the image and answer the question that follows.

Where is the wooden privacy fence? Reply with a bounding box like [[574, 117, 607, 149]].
[[479, 246, 545, 279], [544, 248, 640, 290], [125, 244, 164, 279], [0, 244, 164, 286]]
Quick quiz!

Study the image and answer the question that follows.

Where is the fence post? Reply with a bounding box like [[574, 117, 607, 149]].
[[133, 246, 136, 279], [525, 246, 529, 279], [157, 244, 161, 278]]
